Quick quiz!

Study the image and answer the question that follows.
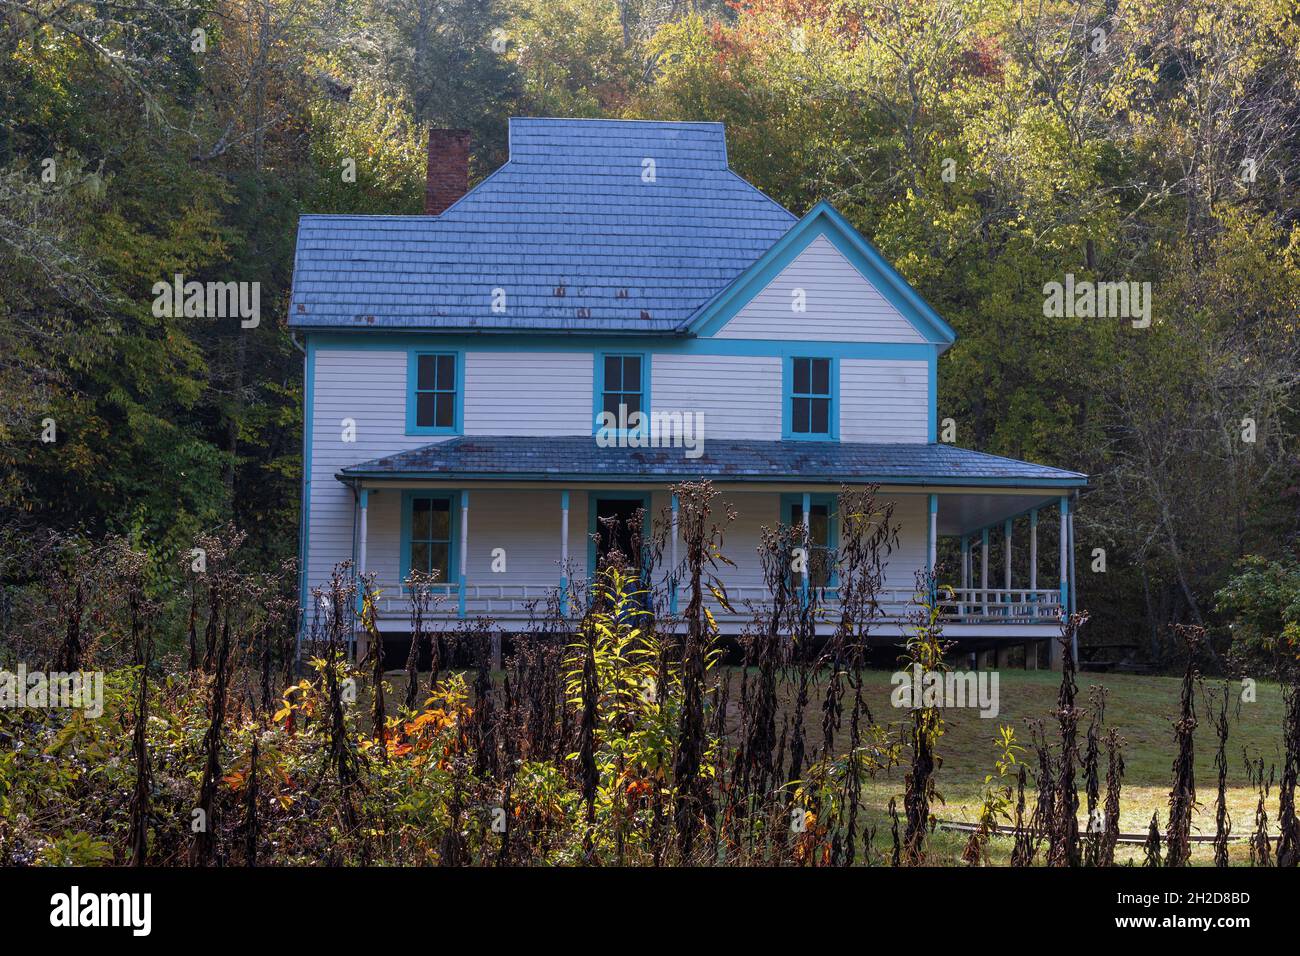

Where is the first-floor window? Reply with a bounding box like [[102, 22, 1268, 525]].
[[409, 494, 453, 582], [788, 499, 833, 589]]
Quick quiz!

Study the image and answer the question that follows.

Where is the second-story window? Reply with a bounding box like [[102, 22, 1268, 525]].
[[790, 357, 832, 437], [414, 352, 457, 430], [602, 354, 643, 420]]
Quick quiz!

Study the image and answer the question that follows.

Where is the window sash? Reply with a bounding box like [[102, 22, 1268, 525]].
[[414, 353, 457, 430], [409, 495, 453, 580], [790, 358, 831, 436], [602, 355, 644, 422]]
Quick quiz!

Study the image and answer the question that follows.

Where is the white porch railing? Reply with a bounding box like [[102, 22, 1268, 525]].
[[363, 582, 1064, 625], [939, 587, 1064, 622], [695, 586, 1062, 623], [370, 582, 560, 618]]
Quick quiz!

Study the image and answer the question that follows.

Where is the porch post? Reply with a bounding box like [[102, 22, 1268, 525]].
[[670, 493, 679, 615], [1058, 496, 1068, 618], [927, 494, 938, 577], [959, 536, 969, 616], [357, 488, 369, 580], [1003, 518, 1012, 620], [1029, 509, 1038, 591], [1003, 519, 1012, 591], [560, 490, 570, 617], [458, 491, 469, 619], [980, 527, 989, 615], [1068, 501, 1079, 665], [1068, 505, 1077, 615], [801, 491, 811, 604], [356, 488, 370, 660]]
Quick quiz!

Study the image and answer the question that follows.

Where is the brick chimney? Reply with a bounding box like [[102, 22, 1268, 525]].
[[425, 129, 471, 215]]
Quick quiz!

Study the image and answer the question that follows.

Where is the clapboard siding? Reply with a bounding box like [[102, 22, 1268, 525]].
[[361, 491, 400, 586], [884, 495, 929, 590], [715, 235, 927, 343], [651, 354, 782, 440], [709, 491, 778, 592], [464, 351, 593, 436], [463, 489, 587, 581], [307, 349, 446, 597], [306, 342, 935, 598], [839, 359, 929, 443]]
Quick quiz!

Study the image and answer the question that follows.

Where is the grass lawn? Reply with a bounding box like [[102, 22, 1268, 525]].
[[805, 669, 1286, 865], [379, 667, 1289, 866]]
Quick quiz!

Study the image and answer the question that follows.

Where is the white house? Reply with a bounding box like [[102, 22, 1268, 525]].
[[288, 118, 1086, 665]]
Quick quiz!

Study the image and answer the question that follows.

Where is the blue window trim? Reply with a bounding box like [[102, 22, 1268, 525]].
[[780, 492, 839, 588], [782, 355, 838, 441], [586, 490, 652, 578], [405, 349, 463, 436], [399, 489, 461, 593], [593, 352, 650, 437]]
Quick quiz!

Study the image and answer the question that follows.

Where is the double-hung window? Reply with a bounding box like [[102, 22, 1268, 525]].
[[404, 493, 454, 585], [598, 354, 645, 433], [602, 354, 643, 418], [409, 352, 459, 433], [788, 356, 833, 439]]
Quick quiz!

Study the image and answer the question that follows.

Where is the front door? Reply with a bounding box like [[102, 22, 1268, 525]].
[[594, 496, 647, 574]]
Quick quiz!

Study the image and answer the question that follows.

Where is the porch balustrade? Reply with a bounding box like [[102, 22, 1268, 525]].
[[361, 581, 1064, 625]]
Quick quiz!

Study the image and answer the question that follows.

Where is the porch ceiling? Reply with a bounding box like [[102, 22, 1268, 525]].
[[338, 435, 1087, 490], [938, 492, 1063, 536]]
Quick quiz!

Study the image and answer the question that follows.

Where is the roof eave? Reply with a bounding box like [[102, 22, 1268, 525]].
[[336, 468, 1088, 489], [289, 323, 691, 336]]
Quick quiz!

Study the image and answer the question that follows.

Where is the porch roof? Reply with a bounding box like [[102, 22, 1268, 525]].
[[337, 436, 1087, 489]]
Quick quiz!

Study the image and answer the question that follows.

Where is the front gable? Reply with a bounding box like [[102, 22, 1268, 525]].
[[687, 202, 957, 347]]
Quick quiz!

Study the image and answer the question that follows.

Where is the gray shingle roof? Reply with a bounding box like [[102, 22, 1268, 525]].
[[289, 118, 797, 333], [338, 437, 1088, 487]]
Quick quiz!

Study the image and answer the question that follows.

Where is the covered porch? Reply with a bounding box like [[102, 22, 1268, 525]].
[[332, 435, 1087, 663], [344, 484, 1073, 623]]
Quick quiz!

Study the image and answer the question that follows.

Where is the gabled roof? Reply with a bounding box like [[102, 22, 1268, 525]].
[[687, 201, 957, 346], [289, 117, 796, 332], [338, 436, 1087, 488]]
